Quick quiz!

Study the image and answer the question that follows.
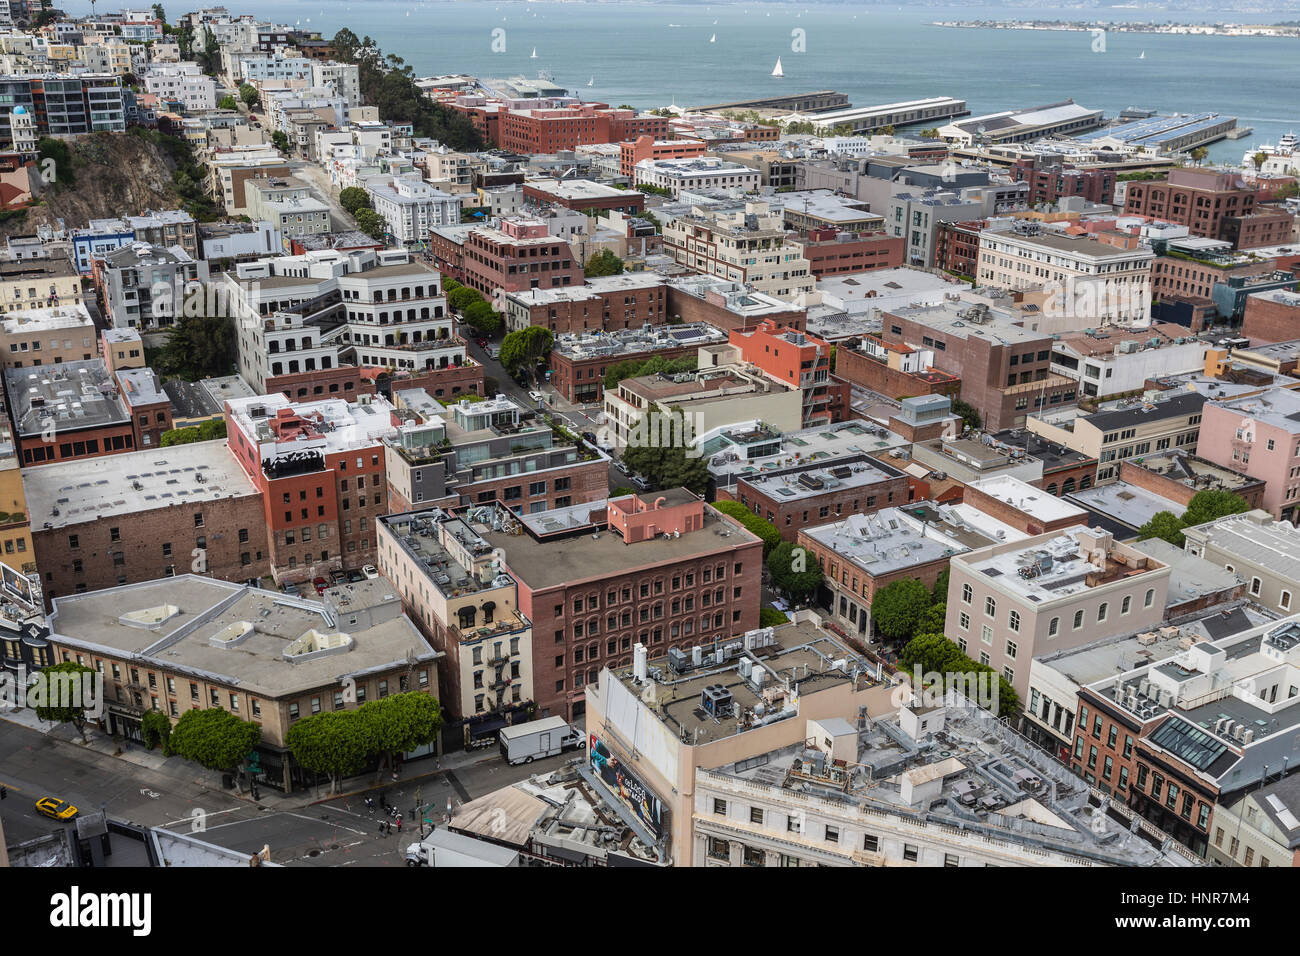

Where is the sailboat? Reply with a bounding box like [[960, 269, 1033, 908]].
[[530, 48, 537, 58], [1139, 50, 1145, 59], [709, 33, 716, 42], [771, 57, 783, 77], [588, 76, 594, 87]]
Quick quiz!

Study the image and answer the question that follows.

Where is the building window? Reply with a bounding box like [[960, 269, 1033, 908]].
[[961, 583, 972, 604], [903, 844, 919, 862], [984, 596, 996, 618], [1097, 602, 1108, 622]]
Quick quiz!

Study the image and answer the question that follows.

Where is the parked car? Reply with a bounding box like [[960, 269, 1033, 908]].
[[345, 569, 365, 583], [628, 474, 652, 491], [312, 576, 329, 595], [362, 565, 380, 580], [581, 431, 598, 446], [475, 337, 488, 349], [35, 796, 77, 821], [528, 390, 545, 406]]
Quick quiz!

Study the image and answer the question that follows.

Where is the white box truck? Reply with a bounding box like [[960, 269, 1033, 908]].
[[497, 716, 585, 765]]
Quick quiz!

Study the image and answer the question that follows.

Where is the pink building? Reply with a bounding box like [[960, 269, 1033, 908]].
[[1197, 388, 1300, 524]]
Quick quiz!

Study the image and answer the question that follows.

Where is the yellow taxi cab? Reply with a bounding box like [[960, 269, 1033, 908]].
[[34, 796, 78, 821]]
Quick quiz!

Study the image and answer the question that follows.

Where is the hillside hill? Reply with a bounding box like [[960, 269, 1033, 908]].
[[4, 132, 190, 238]]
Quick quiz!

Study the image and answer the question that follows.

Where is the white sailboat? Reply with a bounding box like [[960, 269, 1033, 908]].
[[709, 33, 716, 42], [588, 76, 594, 87], [1139, 50, 1145, 59], [530, 48, 537, 58], [771, 57, 783, 77]]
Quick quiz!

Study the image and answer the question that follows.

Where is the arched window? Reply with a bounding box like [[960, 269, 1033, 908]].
[[1062, 477, 1077, 494]]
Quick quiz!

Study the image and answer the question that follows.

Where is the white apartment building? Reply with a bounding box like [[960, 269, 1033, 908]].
[[228, 247, 463, 392], [662, 202, 814, 301], [239, 50, 313, 84], [365, 175, 461, 246], [976, 230, 1154, 326], [142, 62, 216, 112], [310, 60, 361, 107], [632, 157, 761, 198]]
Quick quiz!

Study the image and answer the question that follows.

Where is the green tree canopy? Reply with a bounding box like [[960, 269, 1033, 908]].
[[950, 397, 981, 432], [931, 568, 950, 605], [711, 501, 782, 556], [238, 82, 259, 107], [871, 578, 933, 643], [462, 299, 503, 336], [357, 692, 443, 775], [584, 248, 625, 278], [168, 708, 262, 793], [767, 541, 822, 604], [151, 313, 235, 381], [286, 709, 372, 793], [603, 354, 696, 391], [1183, 489, 1249, 527], [31, 662, 97, 742], [499, 326, 554, 385], [619, 411, 709, 496], [161, 419, 226, 446], [339, 186, 372, 216], [760, 606, 789, 628], [271, 130, 290, 153], [899, 632, 1020, 718], [353, 207, 387, 241], [1138, 510, 1188, 548], [447, 285, 483, 312], [217, 94, 237, 111], [141, 710, 173, 752]]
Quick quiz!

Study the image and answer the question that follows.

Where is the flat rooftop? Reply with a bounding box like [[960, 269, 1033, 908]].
[[1184, 513, 1300, 582], [552, 322, 726, 360], [988, 428, 1095, 470], [1066, 481, 1187, 533], [705, 419, 910, 488], [5, 360, 129, 437], [963, 528, 1165, 603], [1208, 387, 1300, 433], [22, 439, 258, 529], [738, 455, 901, 503], [802, 503, 994, 575], [478, 501, 759, 591], [1131, 537, 1243, 608], [886, 299, 1047, 346], [526, 178, 643, 201], [1, 304, 94, 335], [968, 475, 1088, 524], [47, 576, 434, 699], [1125, 451, 1260, 494]]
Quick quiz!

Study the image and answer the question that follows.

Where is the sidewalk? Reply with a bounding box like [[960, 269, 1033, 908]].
[[1, 705, 496, 811]]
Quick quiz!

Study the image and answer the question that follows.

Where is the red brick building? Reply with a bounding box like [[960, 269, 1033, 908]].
[[618, 135, 706, 178], [481, 490, 764, 720], [1242, 288, 1300, 344], [504, 273, 667, 335], [499, 106, 669, 154], [1011, 160, 1116, 206], [934, 220, 988, 278], [1223, 209, 1296, 250], [1123, 168, 1260, 243], [1116, 455, 1266, 512], [449, 217, 581, 298], [833, 336, 963, 402], [665, 280, 806, 332], [522, 178, 646, 216], [799, 228, 904, 278], [734, 456, 908, 541], [224, 393, 396, 583]]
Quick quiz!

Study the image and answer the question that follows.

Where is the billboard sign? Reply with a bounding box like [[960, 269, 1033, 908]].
[[1, 562, 35, 610], [589, 733, 664, 843]]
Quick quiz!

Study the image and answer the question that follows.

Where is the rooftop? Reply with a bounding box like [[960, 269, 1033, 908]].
[[885, 300, 1048, 346], [1208, 387, 1300, 433], [704, 419, 910, 489], [1125, 451, 1261, 495], [802, 503, 995, 575], [1183, 512, 1300, 583], [526, 178, 643, 201], [47, 576, 435, 699], [22, 439, 258, 530], [4, 359, 129, 437], [478, 499, 759, 591], [552, 322, 727, 360], [738, 454, 903, 503], [1065, 481, 1187, 535], [1131, 537, 1243, 609], [987, 428, 1096, 471], [1, 304, 94, 335], [967, 475, 1089, 524]]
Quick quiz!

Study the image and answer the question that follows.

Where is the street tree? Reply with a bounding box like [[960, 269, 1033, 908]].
[[871, 578, 933, 643], [286, 710, 371, 794], [358, 692, 442, 777], [711, 501, 781, 556], [168, 707, 262, 793], [767, 541, 823, 604], [499, 326, 553, 385], [339, 186, 371, 216], [31, 662, 97, 743]]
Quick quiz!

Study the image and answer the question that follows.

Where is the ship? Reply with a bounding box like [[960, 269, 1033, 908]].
[[1243, 131, 1298, 167], [771, 57, 783, 78]]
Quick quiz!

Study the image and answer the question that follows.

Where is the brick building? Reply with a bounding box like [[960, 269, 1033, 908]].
[[502, 273, 666, 334], [1122, 168, 1259, 243], [1011, 160, 1116, 206], [833, 334, 963, 402], [798, 228, 905, 278], [724, 320, 848, 427], [1242, 288, 1300, 344], [500, 105, 669, 154], [224, 392, 398, 583], [547, 322, 727, 404], [479, 491, 764, 721], [455, 217, 581, 298], [522, 178, 646, 216], [24, 440, 270, 607], [1116, 452, 1266, 513], [934, 219, 987, 278], [665, 276, 806, 332], [1223, 209, 1296, 250], [618, 135, 705, 177], [733, 455, 908, 542]]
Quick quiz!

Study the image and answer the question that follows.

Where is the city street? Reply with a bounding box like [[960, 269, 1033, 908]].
[[0, 718, 585, 867]]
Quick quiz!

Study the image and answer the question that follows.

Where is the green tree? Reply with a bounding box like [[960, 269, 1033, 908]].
[[37, 137, 74, 188], [767, 541, 822, 604], [168, 707, 262, 793], [900, 632, 1019, 718], [357, 692, 442, 777], [1190, 146, 1209, 166], [197, 418, 226, 441], [1182, 489, 1249, 527], [462, 299, 503, 336], [31, 662, 97, 742], [160, 426, 200, 446], [931, 567, 950, 605], [871, 578, 933, 643], [152, 3, 166, 24], [584, 248, 625, 278], [1252, 151, 1269, 171], [919, 602, 947, 635], [618, 411, 709, 496], [354, 207, 387, 242], [447, 285, 483, 312], [218, 94, 238, 110], [271, 130, 290, 153], [920, 127, 941, 139], [238, 83, 259, 108], [950, 397, 982, 432], [152, 313, 235, 381], [878, 124, 895, 136], [760, 606, 789, 628], [499, 326, 553, 385], [286, 710, 371, 794], [1138, 511, 1187, 548], [711, 501, 782, 556], [141, 711, 173, 752], [339, 186, 372, 216], [603, 354, 696, 391]]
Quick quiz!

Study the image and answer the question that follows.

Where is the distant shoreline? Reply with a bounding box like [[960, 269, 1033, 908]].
[[931, 20, 1300, 38]]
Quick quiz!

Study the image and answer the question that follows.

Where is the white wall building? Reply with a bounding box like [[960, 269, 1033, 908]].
[[365, 175, 461, 246]]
